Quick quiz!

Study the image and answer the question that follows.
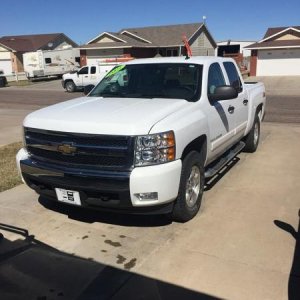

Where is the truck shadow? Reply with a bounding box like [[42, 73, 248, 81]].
[[38, 197, 172, 227], [0, 223, 219, 300], [274, 210, 300, 300]]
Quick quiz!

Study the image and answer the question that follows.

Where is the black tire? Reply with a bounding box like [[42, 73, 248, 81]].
[[244, 114, 260, 153], [65, 81, 76, 93], [172, 151, 204, 222]]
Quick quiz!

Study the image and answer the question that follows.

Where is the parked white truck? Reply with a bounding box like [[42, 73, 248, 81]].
[[17, 57, 266, 222], [23, 48, 80, 79], [61, 64, 116, 92]]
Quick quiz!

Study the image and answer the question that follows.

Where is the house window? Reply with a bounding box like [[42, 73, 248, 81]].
[[45, 58, 51, 64], [166, 49, 178, 57]]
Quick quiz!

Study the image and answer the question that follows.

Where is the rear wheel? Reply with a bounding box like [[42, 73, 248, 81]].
[[244, 114, 260, 153], [172, 151, 204, 222], [65, 81, 76, 93]]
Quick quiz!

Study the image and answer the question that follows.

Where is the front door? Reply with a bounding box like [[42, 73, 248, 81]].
[[77, 66, 89, 87], [206, 63, 236, 161]]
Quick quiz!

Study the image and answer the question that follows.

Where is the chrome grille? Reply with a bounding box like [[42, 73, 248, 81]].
[[24, 127, 135, 170]]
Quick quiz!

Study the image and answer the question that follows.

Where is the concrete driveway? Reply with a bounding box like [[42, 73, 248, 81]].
[[0, 122, 299, 299]]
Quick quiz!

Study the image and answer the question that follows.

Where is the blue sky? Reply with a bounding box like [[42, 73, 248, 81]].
[[1, 0, 299, 44]]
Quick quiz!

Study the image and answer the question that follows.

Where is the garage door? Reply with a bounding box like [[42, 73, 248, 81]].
[[0, 59, 13, 75], [257, 49, 300, 76]]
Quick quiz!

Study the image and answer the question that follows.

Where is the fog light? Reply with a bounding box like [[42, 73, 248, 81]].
[[134, 192, 158, 201]]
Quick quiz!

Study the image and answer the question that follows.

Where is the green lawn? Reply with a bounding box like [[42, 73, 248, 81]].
[[0, 142, 23, 192]]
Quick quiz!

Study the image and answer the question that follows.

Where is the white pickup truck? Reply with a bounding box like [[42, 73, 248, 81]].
[[17, 57, 266, 222], [62, 64, 116, 92]]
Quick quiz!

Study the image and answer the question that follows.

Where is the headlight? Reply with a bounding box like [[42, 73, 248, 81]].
[[135, 131, 175, 166]]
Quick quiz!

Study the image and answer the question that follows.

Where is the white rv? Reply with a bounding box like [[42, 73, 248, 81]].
[[23, 48, 80, 79]]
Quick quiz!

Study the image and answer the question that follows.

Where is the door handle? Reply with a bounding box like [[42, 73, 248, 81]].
[[243, 99, 248, 105], [84, 76, 88, 78], [228, 105, 235, 114]]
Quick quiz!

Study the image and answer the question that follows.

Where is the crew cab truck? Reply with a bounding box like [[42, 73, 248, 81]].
[[17, 57, 266, 222], [62, 64, 117, 92]]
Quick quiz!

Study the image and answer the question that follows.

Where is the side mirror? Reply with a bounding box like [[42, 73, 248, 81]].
[[83, 84, 95, 95], [208, 85, 238, 102]]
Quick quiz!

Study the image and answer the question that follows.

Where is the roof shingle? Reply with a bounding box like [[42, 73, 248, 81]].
[[84, 23, 204, 49], [246, 26, 300, 49], [263, 26, 300, 39], [0, 33, 65, 52], [119, 23, 202, 46]]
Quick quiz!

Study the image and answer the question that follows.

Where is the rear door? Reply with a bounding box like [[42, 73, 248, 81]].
[[223, 61, 248, 140], [82, 66, 103, 86]]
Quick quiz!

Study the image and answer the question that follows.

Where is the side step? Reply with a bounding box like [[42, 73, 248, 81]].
[[204, 141, 245, 178]]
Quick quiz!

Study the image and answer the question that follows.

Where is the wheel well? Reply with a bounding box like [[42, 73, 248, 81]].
[[181, 135, 207, 162], [256, 104, 263, 119], [64, 79, 74, 87]]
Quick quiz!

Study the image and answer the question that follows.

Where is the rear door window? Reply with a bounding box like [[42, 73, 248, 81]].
[[223, 62, 243, 92], [91, 66, 96, 74]]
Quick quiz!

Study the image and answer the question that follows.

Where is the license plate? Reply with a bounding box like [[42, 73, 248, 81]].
[[55, 188, 81, 206]]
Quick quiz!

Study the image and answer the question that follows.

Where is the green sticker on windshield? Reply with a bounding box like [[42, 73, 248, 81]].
[[105, 65, 125, 78]]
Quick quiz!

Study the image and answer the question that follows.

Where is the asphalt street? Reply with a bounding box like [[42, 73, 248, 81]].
[[1, 79, 299, 125]]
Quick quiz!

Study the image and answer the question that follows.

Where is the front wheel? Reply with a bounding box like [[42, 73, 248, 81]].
[[243, 114, 260, 153], [172, 151, 204, 222], [65, 81, 76, 93]]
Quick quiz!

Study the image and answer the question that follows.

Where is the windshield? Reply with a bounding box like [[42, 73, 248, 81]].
[[89, 63, 203, 102]]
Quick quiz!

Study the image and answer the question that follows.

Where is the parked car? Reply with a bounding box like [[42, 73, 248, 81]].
[[0, 70, 7, 87], [61, 64, 114, 92], [17, 56, 266, 222]]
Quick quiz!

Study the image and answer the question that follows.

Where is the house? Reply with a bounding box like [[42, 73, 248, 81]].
[[216, 40, 255, 72], [0, 33, 78, 75], [246, 26, 300, 76], [79, 23, 217, 65], [216, 40, 254, 58]]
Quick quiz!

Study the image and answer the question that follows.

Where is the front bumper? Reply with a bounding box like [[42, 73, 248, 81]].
[[16, 148, 182, 214]]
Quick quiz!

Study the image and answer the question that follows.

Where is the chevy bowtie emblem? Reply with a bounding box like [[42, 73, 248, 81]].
[[57, 144, 77, 155]]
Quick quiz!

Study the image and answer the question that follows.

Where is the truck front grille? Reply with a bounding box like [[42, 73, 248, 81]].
[[24, 127, 135, 171]]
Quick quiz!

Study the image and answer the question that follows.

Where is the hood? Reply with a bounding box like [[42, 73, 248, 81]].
[[24, 96, 188, 135]]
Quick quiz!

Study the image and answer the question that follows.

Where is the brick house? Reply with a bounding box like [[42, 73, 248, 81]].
[[79, 23, 217, 66], [0, 33, 77, 75], [246, 26, 300, 76]]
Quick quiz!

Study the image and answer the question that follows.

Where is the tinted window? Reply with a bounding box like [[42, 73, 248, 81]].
[[89, 63, 203, 102], [91, 66, 96, 74], [78, 67, 88, 75], [207, 63, 225, 96], [223, 62, 243, 92]]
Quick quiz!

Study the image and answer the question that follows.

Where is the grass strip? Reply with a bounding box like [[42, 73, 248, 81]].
[[0, 142, 23, 192]]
